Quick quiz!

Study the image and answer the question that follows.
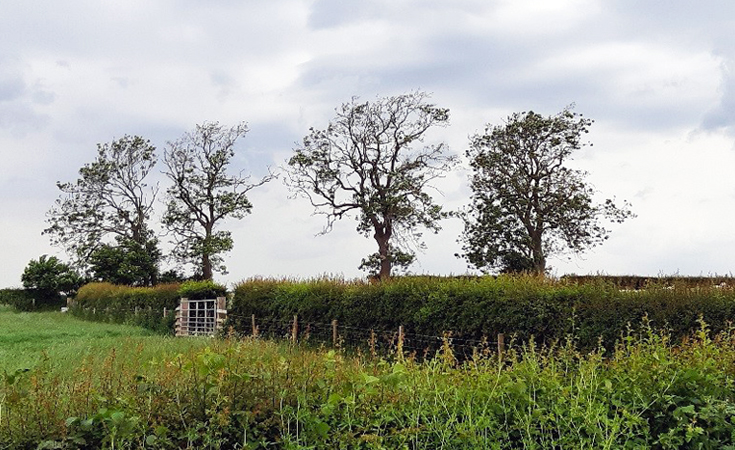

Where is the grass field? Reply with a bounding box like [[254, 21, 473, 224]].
[[0, 304, 209, 374]]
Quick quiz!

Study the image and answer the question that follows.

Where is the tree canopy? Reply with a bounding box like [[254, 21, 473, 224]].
[[88, 237, 162, 286], [22, 255, 83, 302], [285, 92, 457, 280], [458, 107, 634, 274], [44, 135, 158, 267], [162, 122, 274, 280]]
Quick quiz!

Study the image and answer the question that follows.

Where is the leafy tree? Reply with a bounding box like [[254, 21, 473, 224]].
[[89, 237, 161, 286], [158, 269, 187, 284], [162, 122, 274, 280], [44, 135, 159, 266], [21, 255, 83, 304], [285, 92, 457, 280], [458, 107, 634, 274]]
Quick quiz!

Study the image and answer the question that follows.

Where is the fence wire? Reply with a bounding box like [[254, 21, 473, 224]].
[[226, 313, 503, 360], [69, 306, 505, 360]]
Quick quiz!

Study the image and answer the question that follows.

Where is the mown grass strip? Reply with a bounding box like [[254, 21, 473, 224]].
[[0, 306, 209, 374]]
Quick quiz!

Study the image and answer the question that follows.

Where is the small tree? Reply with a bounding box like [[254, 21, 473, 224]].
[[285, 92, 457, 280], [44, 135, 159, 266], [21, 255, 83, 305], [458, 107, 634, 274], [162, 122, 274, 280], [89, 237, 161, 286]]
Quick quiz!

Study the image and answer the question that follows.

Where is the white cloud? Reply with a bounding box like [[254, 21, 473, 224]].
[[1, 1, 735, 287]]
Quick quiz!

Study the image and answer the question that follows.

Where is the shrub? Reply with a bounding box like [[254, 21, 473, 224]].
[[20, 255, 82, 309]]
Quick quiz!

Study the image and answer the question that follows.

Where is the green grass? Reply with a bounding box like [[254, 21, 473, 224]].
[[0, 304, 209, 373], [5, 305, 735, 448]]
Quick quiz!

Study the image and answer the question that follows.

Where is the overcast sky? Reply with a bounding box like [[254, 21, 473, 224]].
[[1, 1, 734, 288]]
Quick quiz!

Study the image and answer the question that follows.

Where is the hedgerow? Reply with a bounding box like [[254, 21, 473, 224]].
[[0, 289, 37, 311], [71, 283, 181, 334], [228, 275, 735, 352]]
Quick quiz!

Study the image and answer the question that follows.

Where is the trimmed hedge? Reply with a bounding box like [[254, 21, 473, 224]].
[[564, 274, 735, 290], [71, 283, 182, 334], [228, 276, 735, 351], [178, 280, 228, 300]]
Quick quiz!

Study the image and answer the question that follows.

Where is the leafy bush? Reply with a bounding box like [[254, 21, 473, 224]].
[[229, 275, 735, 352], [20, 255, 82, 309]]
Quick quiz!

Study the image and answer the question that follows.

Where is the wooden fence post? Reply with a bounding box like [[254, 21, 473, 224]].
[[369, 329, 377, 358], [397, 325, 404, 359], [332, 319, 338, 347], [292, 315, 298, 344], [216, 297, 227, 334], [251, 314, 258, 337], [497, 333, 505, 361]]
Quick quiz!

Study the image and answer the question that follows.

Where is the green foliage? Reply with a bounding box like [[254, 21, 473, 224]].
[[162, 121, 274, 280], [229, 276, 735, 353], [459, 106, 634, 274], [21, 255, 82, 309], [358, 247, 415, 276], [5, 309, 735, 448], [158, 269, 187, 284], [178, 280, 227, 300], [89, 237, 162, 286], [285, 91, 457, 280], [71, 282, 181, 333]]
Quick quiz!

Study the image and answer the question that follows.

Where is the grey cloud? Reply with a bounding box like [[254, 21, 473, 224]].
[[0, 77, 25, 102], [210, 71, 235, 88], [307, 0, 487, 30], [0, 101, 49, 134], [296, 27, 706, 133], [307, 0, 365, 29], [32, 89, 55, 105], [701, 59, 735, 132]]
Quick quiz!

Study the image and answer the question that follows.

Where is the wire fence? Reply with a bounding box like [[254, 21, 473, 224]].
[[226, 313, 506, 361], [69, 303, 507, 360]]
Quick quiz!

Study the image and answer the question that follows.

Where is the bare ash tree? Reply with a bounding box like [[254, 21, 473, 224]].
[[162, 122, 274, 280], [285, 92, 457, 280], [44, 135, 158, 266], [458, 106, 634, 274]]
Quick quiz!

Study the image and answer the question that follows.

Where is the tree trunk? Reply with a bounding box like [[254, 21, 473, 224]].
[[202, 254, 213, 280], [530, 232, 546, 275], [374, 232, 392, 281], [202, 224, 214, 280]]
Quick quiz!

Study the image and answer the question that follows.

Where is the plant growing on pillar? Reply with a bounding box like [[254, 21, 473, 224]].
[[458, 106, 634, 274], [162, 122, 274, 280], [285, 92, 457, 280]]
